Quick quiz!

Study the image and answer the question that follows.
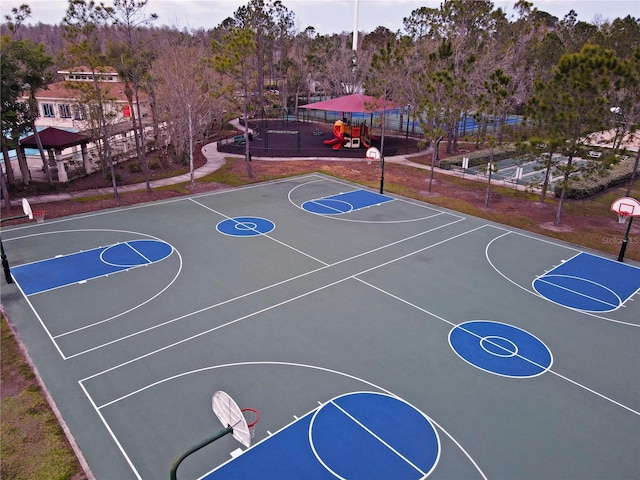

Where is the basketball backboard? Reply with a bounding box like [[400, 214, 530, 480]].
[[22, 198, 33, 220], [365, 147, 381, 162], [212, 391, 251, 448], [611, 197, 640, 218]]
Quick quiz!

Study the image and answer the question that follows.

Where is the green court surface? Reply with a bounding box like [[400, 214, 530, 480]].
[[1, 173, 638, 480]]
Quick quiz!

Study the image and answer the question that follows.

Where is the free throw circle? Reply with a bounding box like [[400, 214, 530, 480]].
[[309, 392, 440, 479], [302, 198, 354, 215], [100, 240, 173, 268], [217, 217, 275, 237], [449, 321, 552, 378], [533, 274, 621, 312]]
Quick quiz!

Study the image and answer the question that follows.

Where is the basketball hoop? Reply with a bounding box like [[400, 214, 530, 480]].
[[171, 392, 261, 480], [32, 210, 45, 223], [366, 146, 381, 165], [610, 196, 640, 262], [611, 197, 640, 224], [241, 408, 260, 439], [212, 390, 259, 448]]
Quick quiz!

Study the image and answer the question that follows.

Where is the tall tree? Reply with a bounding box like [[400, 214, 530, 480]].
[[367, 38, 404, 193], [232, 0, 295, 109], [63, 0, 119, 197], [413, 39, 457, 193], [528, 44, 631, 224], [152, 37, 214, 188], [20, 40, 54, 185], [211, 27, 257, 178], [103, 0, 157, 193], [477, 68, 512, 207], [2, 5, 55, 185], [1, 6, 30, 194]]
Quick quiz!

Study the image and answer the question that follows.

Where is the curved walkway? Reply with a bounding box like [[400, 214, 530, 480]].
[[10, 118, 434, 207]]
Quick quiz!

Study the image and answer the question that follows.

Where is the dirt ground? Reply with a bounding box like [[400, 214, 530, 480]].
[[3, 131, 639, 262]]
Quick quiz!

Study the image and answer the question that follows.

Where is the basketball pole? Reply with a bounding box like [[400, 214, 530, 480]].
[[170, 426, 233, 480], [1, 212, 31, 283], [379, 154, 385, 194], [1, 237, 13, 283], [617, 215, 633, 262]]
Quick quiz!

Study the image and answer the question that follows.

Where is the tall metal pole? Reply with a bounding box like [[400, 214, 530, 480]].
[[405, 105, 410, 154], [352, 0, 359, 53], [1, 212, 30, 283], [1, 237, 13, 283], [379, 155, 385, 194], [170, 426, 233, 480], [617, 216, 634, 262]]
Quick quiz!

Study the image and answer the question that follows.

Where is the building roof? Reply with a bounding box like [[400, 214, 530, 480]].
[[19, 127, 91, 150], [58, 65, 119, 74], [35, 80, 135, 103], [299, 94, 401, 113]]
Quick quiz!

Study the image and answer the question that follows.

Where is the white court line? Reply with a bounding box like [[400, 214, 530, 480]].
[[83, 362, 485, 480], [306, 198, 353, 214], [288, 178, 453, 224], [189, 198, 329, 266], [330, 400, 428, 477], [1, 174, 324, 233], [11, 279, 66, 359], [5, 229, 181, 359], [124, 241, 153, 264], [67, 216, 469, 358], [485, 232, 640, 327], [79, 221, 477, 365], [534, 276, 620, 309], [54, 248, 182, 343], [78, 380, 142, 480], [355, 279, 640, 417]]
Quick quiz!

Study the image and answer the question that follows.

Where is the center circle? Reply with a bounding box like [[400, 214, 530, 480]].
[[480, 336, 518, 357], [216, 217, 275, 237], [235, 222, 257, 231], [448, 320, 553, 378]]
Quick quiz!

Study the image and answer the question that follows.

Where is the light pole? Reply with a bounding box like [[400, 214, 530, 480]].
[[610, 106, 623, 151], [405, 104, 411, 154]]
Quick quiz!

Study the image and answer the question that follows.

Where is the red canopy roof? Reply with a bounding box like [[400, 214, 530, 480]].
[[299, 94, 400, 113], [20, 127, 91, 150]]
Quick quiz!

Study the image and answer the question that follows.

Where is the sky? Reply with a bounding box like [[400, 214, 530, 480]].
[[2, 0, 639, 35]]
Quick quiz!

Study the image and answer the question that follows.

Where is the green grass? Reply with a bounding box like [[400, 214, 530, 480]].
[[1, 316, 86, 480]]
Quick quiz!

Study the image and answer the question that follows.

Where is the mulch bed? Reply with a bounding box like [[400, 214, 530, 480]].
[[217, 119, 422, 158]]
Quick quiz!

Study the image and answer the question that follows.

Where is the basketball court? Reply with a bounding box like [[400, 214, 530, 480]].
[[1, 173, 639, 479]]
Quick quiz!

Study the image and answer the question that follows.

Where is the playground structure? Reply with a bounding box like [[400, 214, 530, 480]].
[[323, 119, 376, 150]]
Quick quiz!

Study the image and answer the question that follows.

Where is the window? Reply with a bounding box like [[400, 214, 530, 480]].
[[59, 104, 72, 118], [42, 103, 55, 118], [73, 106, 86, 120]]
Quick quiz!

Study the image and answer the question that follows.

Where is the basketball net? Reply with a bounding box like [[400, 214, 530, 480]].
[[618, 213, 628, 224]]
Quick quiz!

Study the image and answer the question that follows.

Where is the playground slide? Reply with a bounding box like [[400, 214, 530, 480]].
[[324, 133, 347, 150]]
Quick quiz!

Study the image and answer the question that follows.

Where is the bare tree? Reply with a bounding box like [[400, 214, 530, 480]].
[[63, 0, 119, 198], [152, 37, 215, 187], [103, 0, 157, 193], [212, 27, 257, 178]]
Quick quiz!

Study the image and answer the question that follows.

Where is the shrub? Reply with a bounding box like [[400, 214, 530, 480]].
[[128, 163, 142, 173], [105, 171, 122, 183], [553, 155, 637, 198]]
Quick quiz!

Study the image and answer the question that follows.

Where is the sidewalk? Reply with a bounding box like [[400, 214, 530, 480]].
[[7, 141, 228, 207], [7, 120, 522, 208]]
